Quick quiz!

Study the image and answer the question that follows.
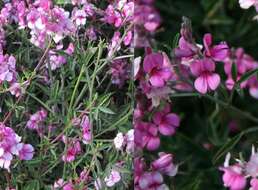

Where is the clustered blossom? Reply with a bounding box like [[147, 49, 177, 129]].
[[113, 129, 134, 153], [174, 22, 229, 94], [26, 108, 47, 134], [62, 137, 81, 163], [0, 123, 34, 171], [134, 153, 178, 190], [134, 0, 161, 47], [220, 147, 258, 190]]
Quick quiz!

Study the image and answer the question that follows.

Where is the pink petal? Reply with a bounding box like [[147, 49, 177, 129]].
[[194, 76, 208, 94], [164, 113, 180, 127], [207, 73, 220, 90], [149, 74, 165, 87], [147, 137, 160, 151], [159, 123, 176, 136]]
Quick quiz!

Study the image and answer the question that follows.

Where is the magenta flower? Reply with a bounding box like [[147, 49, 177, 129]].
[[151, 152, 178, 177], [153, 104, 180, 136], [18, 143, 34, 161], [220, 165, 246, 190], [104, 5, 122, 28], [138, 171, 168, 190], [62, 140, 81, 163], [72, 8, 87, 26], [135, 122, 160, 151], [203, 33, 229, 62], [143, 52, 172, 87], [250, 178, 258, 190], [190, 58, 220, 94], [80, 115, 91, 144]]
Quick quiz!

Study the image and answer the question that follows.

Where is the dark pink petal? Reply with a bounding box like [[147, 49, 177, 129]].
[[153, 112, 163, 125], [159, 123, 176, 136], [146, 137, 160, 150], [190, 60, 202, 76], [203, 33, 212, 48], [210, 43, 229, 62], [164, 113, 180, 127], [143, 53, 163, 73], [149, 74, 165, 87], [207, 73, 220, 90], [158, 68, 172, 80], [194, 76, 208, 94], [203, 58, 215, 72]]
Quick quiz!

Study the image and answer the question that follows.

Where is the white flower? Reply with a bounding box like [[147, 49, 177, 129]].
[[114, 132, 125, 150], [239, 0, 256, 9]]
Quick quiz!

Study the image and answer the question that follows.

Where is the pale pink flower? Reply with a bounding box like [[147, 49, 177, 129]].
[[104, 169, 121, 187], [18, 143, 34, 160], [250, 178, 258, 190]]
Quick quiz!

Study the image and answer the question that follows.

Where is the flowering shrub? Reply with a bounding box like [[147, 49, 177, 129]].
[[0, 0, 133, 189], [1, 0, 258, 189]]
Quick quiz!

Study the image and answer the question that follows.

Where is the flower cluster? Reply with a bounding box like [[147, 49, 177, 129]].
[[220, 147, 258, 190], [134, 0, 161, 47], [0, 123, 34, 171], [26, 108, 47, 134], [134, 153, 178, 189], [113, 129, 134, 153]]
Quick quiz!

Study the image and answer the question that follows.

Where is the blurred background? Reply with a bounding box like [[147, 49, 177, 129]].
[[153, 0, 258, 189]]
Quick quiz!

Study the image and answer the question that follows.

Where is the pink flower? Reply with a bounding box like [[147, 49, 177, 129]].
[[62, 140, 81, 163], [104, 5, 122, 27], [9, 82, 21, 97], [0, 54, 16, 84], [80, 115, 91, 144], [220, 165, 246, 190], [190, 58, 220, 94], [0, 123, 33, 171], [151, 153, 178, 176], [135, 121, 160, 151], [72, 8, 87, 26], [246, 153, 258, 177], [143, 52, 172, 87], [65, 43, 75, 55], [153, 104, 180, 136], [138, 171, 168, 190], [104, 169, 121, 187], [203, 33, 229, 62], [18, 143, 34, 160], [250, 178, 258, 190], [124, 30, 133, 46], [26, 108, 47, 130]]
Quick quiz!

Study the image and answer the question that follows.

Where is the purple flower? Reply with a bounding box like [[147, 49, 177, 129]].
[[134, 121, 160, 151], [104, 169, 121, 187], [203, 33, 229, 62], [151, 152, 178, 176], [153, 104, 180, 136], [143, 52, 172, 87], [18, 143, 34, 161], [190, 58, 220, 94]]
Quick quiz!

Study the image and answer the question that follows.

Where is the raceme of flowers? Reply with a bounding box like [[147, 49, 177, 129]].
[[220, 147, 258, 190]]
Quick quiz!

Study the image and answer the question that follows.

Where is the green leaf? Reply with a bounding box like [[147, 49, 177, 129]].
[[237, 68, 258, 85], [99, 107, 115, 114], [231, 62, 238, 82], [172, 33, 180, 49], [25, 180, 40, 190], [212, 133, 243, 164]]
